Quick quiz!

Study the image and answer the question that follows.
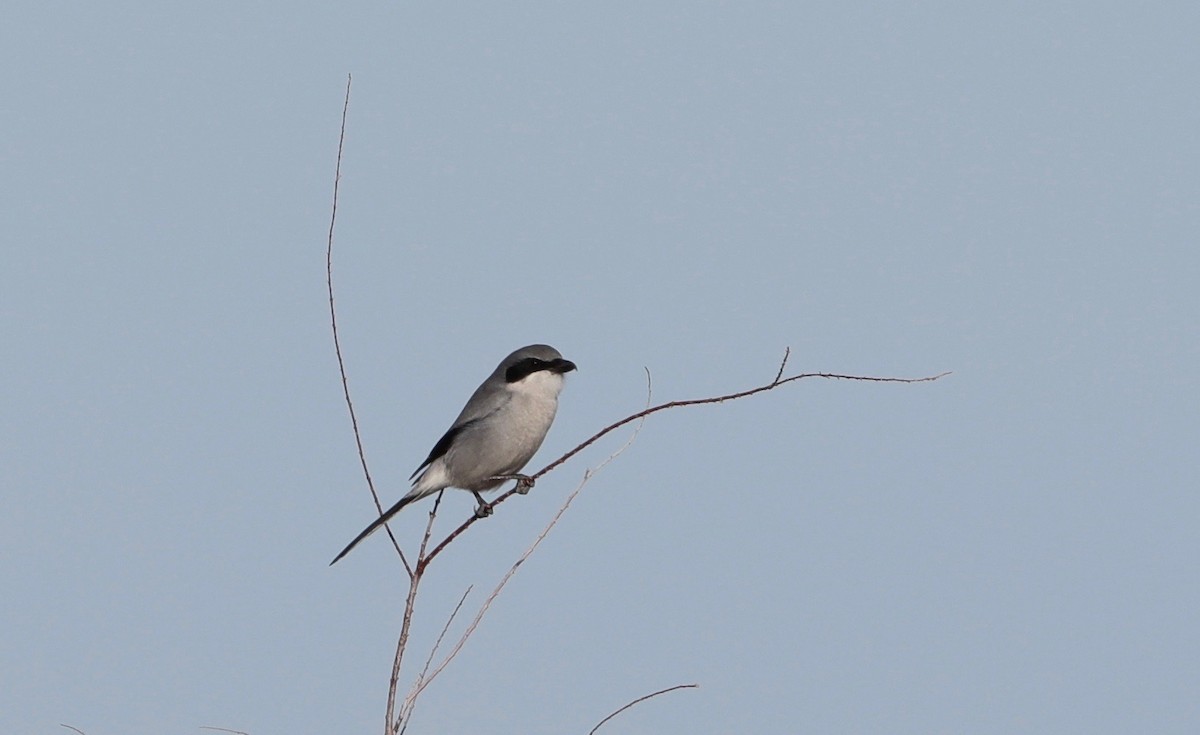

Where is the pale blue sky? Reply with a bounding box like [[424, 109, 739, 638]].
[[3, 3, 1197, 734]]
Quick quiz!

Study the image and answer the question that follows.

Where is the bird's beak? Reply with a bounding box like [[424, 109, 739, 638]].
[[552, 358, 577, 374]]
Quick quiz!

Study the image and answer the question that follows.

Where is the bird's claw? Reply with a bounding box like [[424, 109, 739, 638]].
[[471, 490, 494, 518], [488, 473, 536, 495], [514, 474, 535, 495]]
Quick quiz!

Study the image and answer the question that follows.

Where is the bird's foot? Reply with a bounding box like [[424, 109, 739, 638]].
[[489, 473, 536, 494], [471, 491, 494, 518]]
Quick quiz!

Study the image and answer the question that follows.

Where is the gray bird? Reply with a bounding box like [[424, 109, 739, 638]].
[[330, 344, 577, 564]]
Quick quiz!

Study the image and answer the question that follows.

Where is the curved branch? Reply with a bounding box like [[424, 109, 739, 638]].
[[422, 357, 949, 567], [588, 684, 699, 735], [325, 73, 410, 577]]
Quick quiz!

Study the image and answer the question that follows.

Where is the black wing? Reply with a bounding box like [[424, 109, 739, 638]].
[[409, 421, 469, 480]]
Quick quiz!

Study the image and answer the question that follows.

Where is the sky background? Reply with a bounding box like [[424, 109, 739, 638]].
[[3, 2, 1198, 734]]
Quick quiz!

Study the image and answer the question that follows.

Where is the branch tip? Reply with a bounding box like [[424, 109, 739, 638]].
[[773, 346, 791, 384], [589, 684, 699, 735]]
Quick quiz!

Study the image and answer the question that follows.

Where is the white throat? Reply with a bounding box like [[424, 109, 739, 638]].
[[509, 369, 566, 400]]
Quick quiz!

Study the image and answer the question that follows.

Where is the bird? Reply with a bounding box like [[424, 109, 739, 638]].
[[330, 344, 577, 565]]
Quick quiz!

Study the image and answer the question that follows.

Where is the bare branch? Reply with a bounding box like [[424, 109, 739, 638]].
[[422, 361, 949, 567], [386, 492, 444, 733], [325, 74, 410, 577], [588, 684, 699, 735], [538, 367, 950, 481]]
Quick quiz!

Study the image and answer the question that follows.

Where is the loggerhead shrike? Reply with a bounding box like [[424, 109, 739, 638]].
[[330, 344, 577, 564]]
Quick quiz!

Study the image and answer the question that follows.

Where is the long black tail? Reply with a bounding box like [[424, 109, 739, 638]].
[[329, 493, 419, 565]]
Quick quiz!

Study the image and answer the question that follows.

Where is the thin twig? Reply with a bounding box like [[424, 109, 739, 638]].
[[773, 346, 790, 383], [419, 586, 473, 684], [326, 73, 410, 578], [422, 358, 949, 567], [588, 684, 699, 735], [400, 585, 473, 730], [398, 586, 472, 735]]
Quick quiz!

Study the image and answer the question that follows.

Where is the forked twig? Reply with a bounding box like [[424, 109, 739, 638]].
[[588, 684, 699, 735]]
